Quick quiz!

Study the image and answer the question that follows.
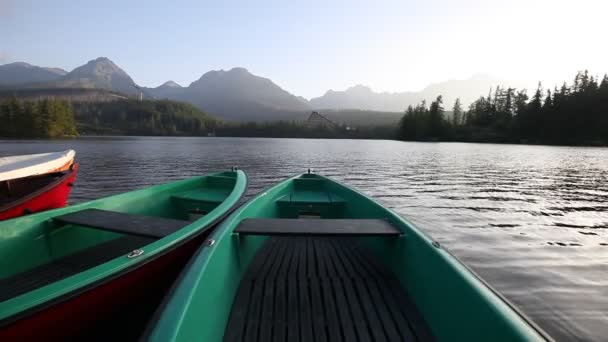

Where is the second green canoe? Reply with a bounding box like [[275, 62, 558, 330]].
[[0, 169, 247, 340], [146, 172, 551, 342]]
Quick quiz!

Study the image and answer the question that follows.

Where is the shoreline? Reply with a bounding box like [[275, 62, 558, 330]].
[[1, 135, 607, 148]]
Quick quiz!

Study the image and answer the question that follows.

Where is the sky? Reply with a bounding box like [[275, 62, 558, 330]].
[[0, 0, 606, 98]]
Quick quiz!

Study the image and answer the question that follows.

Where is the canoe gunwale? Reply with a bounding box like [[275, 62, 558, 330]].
[[434, 244, 555, 341], [0, 164, 78, 213], [0, 170, 248, 328], [140, 172, 255, 340], [0, 150, 76, 182]]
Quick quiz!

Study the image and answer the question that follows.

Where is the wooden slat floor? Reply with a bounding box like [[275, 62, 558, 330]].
[[224, 237, 434, 342]]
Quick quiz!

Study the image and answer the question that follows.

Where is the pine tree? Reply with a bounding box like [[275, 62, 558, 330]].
[[452, 98, 463, 126], [428, 95, 445, 138], [542, 90, 552, 111]]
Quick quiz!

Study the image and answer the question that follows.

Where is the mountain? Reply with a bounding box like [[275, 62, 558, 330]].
[[2, 57, 533, 123], [179, 67, 311, 121], [310, 85, 419, 112], [310, 74, 528, 112], [144, 80, 183, 99], [45, 57, 140, 96], [0, 62, 67, 86]]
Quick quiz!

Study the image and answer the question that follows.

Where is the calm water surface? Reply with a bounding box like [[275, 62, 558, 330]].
[[1, 137, 607, 341]]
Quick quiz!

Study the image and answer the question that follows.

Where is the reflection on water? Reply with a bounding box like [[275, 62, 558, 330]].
[[1, 137, 607, 341]]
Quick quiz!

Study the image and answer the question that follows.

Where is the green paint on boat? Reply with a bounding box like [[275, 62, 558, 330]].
[[0, 170, 247, 323], [147, 173, 550, 342]]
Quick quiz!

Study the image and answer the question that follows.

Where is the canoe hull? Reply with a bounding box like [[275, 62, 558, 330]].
[[0, 150, 75, 182], [145, 173, 551, 342], [0, 164, 79, 221], [0, 231, 205, 340], [0, 170, 248, 339]]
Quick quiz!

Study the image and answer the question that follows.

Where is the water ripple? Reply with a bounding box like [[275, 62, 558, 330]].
[[1, 137, 607, 341]]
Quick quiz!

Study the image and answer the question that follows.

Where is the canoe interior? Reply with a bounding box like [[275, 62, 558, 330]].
[[0, 171, 240, 307], [224, 236, 433, 342], [0, 171, 69, 210], [149, 173, 546, 342]]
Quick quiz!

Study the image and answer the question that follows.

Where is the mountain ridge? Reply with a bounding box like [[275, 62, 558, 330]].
[[1, 57, 528, 121], [0, 62, 68, 86], [310, 74, 529, 112]]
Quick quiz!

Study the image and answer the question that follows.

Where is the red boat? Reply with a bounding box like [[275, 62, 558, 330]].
[[0, 164, 79, 220]]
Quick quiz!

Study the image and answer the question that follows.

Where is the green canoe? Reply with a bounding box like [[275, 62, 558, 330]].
[[0, 170, 247, 340], [146, 172, 551, 342]]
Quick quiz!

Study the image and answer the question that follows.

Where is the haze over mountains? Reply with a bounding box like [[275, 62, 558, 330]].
[[0, 57, 525, 122], [310, 74, 528, 112], [0, 62, 67, 85]]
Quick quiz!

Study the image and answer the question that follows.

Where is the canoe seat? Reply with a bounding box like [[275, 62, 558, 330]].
[[234, 218, 401, 236], [276, 192, 346, 205], [170, 188, 230, 204], [53, 209, 190, 239]]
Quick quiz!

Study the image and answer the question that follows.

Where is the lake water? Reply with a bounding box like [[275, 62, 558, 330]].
[[1, 137, 607, 341]]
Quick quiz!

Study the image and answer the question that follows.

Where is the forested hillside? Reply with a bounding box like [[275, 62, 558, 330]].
[[398, 71, 608, 145], [73, 99, 218, 135], [0, 97, 78, 138]]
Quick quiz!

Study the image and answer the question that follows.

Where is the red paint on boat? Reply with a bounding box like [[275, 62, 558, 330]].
[[0, 163, 79, 221], [0, 231, 207, 340]]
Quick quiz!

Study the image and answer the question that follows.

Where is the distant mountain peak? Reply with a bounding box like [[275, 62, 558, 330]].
[[160, 80, 182, 88], [311, 73, 526, 111], [43, 67, 68, 76], [46, 57, 139, 95], [0, 62, 67, 85], [346, 84, 373, 93], [6, 62, 33, 68], [184, 66, 311, 120], [76, 57, 125, 75], [228, 67, 249, 74]]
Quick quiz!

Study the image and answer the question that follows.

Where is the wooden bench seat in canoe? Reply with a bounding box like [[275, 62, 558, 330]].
[[53, 209, 190, 239], [234, 218, 401, 236]]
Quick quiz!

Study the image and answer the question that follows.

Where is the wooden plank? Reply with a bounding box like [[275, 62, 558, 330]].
[[320, 279, 342, 342], [243, 280, 264, 342], [317, 243, 343, 342], [309, 277, 328, 342], [332, 240, 387, 341], [243, 239, 279, 282], [272, 279, 287, 342], [298, 275, 313, 342], [235, 218, 400, 236], [331, 241, 372, 342], [243, 241, 284, 342], [331, 278, 357, 342], [53, 208, 189, 238], [223, 282, 253, 342], [258, 279, 275, 342], [355, 280, 390, 342], [364, 279, 402, 342], [224, 237, 435, 342], [286, 240, 301, 342]]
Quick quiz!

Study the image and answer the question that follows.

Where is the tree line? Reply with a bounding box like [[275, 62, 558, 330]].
[[0, 97, 78, 138], [214, 121, 394, 139], [398, 71, 608, 145], [72, 99, 218, 136]]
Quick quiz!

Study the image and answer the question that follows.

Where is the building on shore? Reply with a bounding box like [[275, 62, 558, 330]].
[[306, 111, 336, 128]]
